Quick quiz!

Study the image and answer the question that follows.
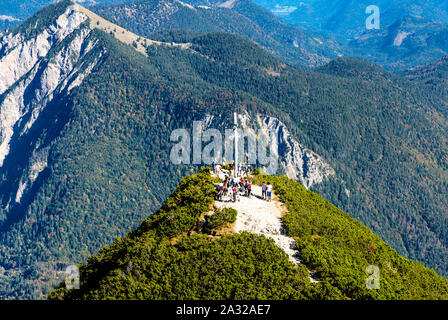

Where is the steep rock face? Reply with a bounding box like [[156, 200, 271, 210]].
[[0, 4, 105, 210], [201, 112, 334, 189], [0, 2, 193, 299], [0, 6, 88, 94], [258, 115, 335, 189]]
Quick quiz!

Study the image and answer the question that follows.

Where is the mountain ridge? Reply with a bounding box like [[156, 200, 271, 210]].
[[49, 169, 448, 300], [89, 0, 344, 68]]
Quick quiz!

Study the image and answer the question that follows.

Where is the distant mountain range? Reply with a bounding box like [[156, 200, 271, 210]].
[[0, 0, 346, 68], [401, 54, 448, 101], [253, 0, 448, 69], [2, 0, 447, 70], [254, 0, 448, 35], [0, 0, 125, 20], [347, 15, 448, 70]]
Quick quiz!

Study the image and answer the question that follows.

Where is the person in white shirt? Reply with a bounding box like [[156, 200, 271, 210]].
[[266, 183, 273, 202]]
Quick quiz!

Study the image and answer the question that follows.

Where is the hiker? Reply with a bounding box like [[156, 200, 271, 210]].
[[247, 182, 252, 198], [233, 176, 239, 188], [223, 178, 229, 196], [216, 185, 222, 200], [266, 183, 272, 202], [216, 183, 224, 201], [262, 183, 267, 199], [212, 160, 216, 174], [233, 186, 237, 202]]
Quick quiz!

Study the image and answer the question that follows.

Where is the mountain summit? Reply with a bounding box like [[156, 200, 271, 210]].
[[49, 168, 448, 300]]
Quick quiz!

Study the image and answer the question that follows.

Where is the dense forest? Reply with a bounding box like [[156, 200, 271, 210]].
[[91, 0, 343, 68], [139, 30, 448, 277]]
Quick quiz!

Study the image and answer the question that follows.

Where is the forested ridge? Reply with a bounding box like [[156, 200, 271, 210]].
[[90, 0, 343, 68]]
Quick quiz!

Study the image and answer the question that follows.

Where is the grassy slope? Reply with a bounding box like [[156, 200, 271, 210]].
[[252, 174, 448, 299]]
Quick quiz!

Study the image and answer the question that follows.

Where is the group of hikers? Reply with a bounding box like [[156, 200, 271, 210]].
[[211, 160, 253, 178], [215, 178, 273, 203], [216, 176, 253, 203], [261, 182, 273, 202], [212, 160, 273, 202]]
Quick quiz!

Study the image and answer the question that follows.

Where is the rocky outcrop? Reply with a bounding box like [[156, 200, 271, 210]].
[[257, 115, 335, 189], [202, 112, 335, 189], [0, 4, 105, 206]]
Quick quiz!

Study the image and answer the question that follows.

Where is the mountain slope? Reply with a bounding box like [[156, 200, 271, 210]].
[[90, 0, 344, 68], [401, 55, 448, 101], [49, 169, 448, 300], [3, 0, 448, 299]]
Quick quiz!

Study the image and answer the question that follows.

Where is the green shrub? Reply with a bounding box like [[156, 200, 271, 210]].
[[50, 232, 323, 300], [211, 176, 222, 183], [204, 208, 237, 231], [252, 173, 448, 300]]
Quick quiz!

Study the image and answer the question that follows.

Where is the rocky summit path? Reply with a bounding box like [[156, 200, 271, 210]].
[[213, 169, 318, 282]]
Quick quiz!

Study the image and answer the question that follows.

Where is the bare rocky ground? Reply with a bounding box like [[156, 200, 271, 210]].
[[213, 168, 319, 282]]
